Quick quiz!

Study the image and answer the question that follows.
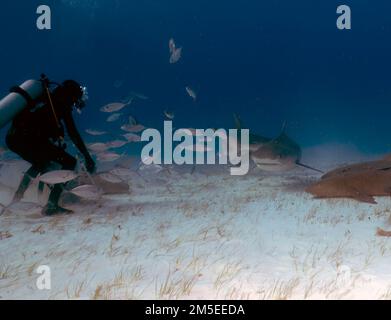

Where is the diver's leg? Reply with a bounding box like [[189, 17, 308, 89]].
[[42, 147, 77, 216], [12, 166, 41, 203], [6, 134, 38, 202], [43, 184, 73, 215], [6, 133, 52, 203]]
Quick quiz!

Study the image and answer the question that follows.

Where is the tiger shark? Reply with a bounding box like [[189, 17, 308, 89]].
[[233, 114, 323, 173]]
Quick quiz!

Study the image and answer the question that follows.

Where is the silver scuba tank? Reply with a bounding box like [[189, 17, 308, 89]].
[[0, 80, 44, 129]]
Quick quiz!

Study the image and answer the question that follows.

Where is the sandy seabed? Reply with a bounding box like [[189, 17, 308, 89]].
[[0, 155, 390, 300]]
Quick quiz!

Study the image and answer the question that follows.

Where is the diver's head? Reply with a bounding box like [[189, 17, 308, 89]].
[[56, 80, 88, 112]]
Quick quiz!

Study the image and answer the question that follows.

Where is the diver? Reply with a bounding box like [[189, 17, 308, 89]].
[[4, 75, 96, 216]]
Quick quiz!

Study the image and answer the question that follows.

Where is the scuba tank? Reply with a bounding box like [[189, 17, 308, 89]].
[[0, 79, 44, 129]]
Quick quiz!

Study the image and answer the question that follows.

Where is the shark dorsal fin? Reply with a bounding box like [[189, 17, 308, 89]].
[[268, 121, 287, 143]]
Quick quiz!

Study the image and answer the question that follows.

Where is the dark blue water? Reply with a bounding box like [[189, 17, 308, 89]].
[[1, 0, 391, 155]]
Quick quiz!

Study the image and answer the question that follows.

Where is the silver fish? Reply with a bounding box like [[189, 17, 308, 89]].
[[169, 38, 176, 53], [39, 170, 78, 185], [98, 173, 123, 183], [110, 168, 134, 177], [121, 124, 146, 133], [107, 140, 128, 149], [100, 102, 130, 113], [139, 163, 163, 173], [169, 38, 182, 63], [170, 47, 182, 64], [185, 86, 197, 100], [97, 152, 122, 162], [85, 129, 107, 136], [87, 142, 109, 153], [106, 113, 122, 122], [70, 185, 101, 200], [123, 133, 141, 142]]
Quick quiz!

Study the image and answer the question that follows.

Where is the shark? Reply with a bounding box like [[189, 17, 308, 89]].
[[320, 155, 391, 180], [233, 114, 323, 173], [306, 157, 391, 204]]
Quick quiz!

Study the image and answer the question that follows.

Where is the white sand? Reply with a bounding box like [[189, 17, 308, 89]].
[[0, 158, 391, 300]]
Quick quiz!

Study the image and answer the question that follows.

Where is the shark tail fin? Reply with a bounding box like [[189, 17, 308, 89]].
[[296, 162, 324, 174], [233, 113, 242, 130]]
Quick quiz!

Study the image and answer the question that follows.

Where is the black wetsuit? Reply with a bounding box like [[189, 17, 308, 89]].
[[5, 83, 95, 214]]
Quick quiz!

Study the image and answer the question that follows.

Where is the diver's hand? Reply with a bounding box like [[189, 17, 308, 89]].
[[85, 157, 96, 174]]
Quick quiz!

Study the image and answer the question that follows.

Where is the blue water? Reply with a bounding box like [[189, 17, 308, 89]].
[[1, 0, 391, 155]]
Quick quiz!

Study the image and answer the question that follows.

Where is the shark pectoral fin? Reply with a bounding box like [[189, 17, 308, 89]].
[[354, 194, 377, 204], [351, 188, 377, 204]]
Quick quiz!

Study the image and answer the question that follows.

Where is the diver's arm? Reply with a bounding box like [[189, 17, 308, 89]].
[[63, 111, 95, 171]]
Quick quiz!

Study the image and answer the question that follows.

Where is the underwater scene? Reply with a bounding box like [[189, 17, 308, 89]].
[[0, 0, 391, 300]]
